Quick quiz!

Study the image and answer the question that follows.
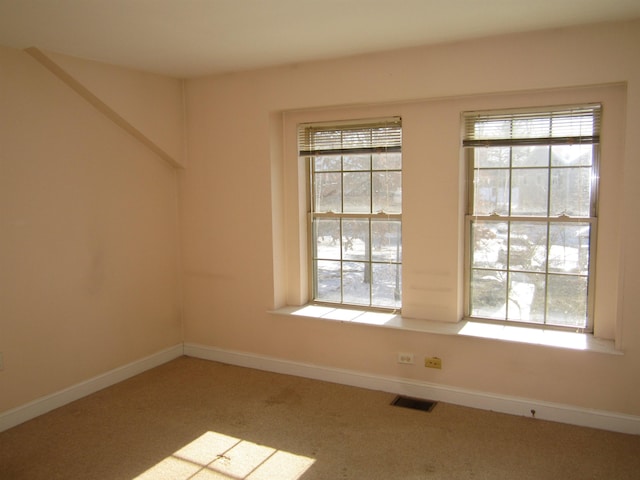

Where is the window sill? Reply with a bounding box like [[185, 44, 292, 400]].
[[269, 305, 621, 355]]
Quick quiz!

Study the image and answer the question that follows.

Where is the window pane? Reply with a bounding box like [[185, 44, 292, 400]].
[[343, 172, 370, 213], [315, 260, 341, 302], [551, 145, 593, 167], [513, 117, 550, 138], [343, 154, 370, 171], [474, 120, 511, 139], [507, 272, 545, 323], [509, 222, 547, 272], [372, 152, 401, 170], [548, 223, 590, 275], [372, 220, 401, 262], [342, 219, 369, 261], [372, 263, 401, 309], [343, 262, 369, 305], [314, 219, 340, 260], [511, 168, 548, 216], [551, 114, 594, 138], [550, 167, 592, 217], [471, 220, 507, 269], [470, 269, 507, 320], [342, 128, 373, 149], [512, 146, 549, 167], [373, 171, 401, 213], [311, 130, 341, 150], [473, 169, 510, 215], [546, 275, 588, 328], [371, 126, 401, 147], [475, 147, 510, 168], [314, 172, 341, 213], [314, 156, 341, 172]]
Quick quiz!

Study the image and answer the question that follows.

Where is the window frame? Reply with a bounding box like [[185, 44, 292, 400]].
[[462, 104, 601, 332], [300, 118, 403, 311]]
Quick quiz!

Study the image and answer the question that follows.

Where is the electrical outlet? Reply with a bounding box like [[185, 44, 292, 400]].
[[397, 352, 414, 364], [424, 356, 442, 369]]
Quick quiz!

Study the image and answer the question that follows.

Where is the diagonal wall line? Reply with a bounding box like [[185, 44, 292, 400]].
[[25, 47, 184, 169]]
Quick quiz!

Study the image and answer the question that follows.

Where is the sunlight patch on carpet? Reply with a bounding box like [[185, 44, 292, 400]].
[[134, 431, 315, 480]]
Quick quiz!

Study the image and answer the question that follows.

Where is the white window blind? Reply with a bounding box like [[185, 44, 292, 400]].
[[299, 118, 402, 156], [463, 105, 601, 147]]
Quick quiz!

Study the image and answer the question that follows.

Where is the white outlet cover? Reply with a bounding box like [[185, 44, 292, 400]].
[[397, 352, 414, 364]]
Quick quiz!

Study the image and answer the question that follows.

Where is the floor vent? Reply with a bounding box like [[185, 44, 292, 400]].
[[391, 395, 437, 412]]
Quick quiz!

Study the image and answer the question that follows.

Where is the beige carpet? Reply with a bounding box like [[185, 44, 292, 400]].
[[1, 356, 639, 479]]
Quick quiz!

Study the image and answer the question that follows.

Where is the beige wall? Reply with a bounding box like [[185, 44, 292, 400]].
[[43, 50, 186, 168], [182, 20, 640, 416], [0, 47, 183, 412]]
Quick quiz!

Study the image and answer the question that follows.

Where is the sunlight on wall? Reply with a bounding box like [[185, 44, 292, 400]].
[[134, 431, 315, 479]]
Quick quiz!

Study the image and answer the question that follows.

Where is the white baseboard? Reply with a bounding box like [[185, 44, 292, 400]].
[[4, 343, 637, 436], [184, 343, 640, 436], [0, 344, 183, 433]]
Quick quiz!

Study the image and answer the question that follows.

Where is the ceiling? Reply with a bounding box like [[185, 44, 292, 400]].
[[1, 0, 639, 78]]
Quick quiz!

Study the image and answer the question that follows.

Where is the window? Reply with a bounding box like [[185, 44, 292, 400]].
[[463, 105, 601, 331], [299, 118, 402, 310]]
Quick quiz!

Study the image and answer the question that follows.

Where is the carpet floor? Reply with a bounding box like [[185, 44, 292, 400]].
[[1, 356, 639, 479]]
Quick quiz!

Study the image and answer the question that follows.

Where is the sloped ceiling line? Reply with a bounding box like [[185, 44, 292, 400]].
[[24, 47, 183, 169]]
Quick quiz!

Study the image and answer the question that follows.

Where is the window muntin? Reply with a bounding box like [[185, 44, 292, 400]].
[[300, 119, 402, 310], [464, 105, 600, 331]]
